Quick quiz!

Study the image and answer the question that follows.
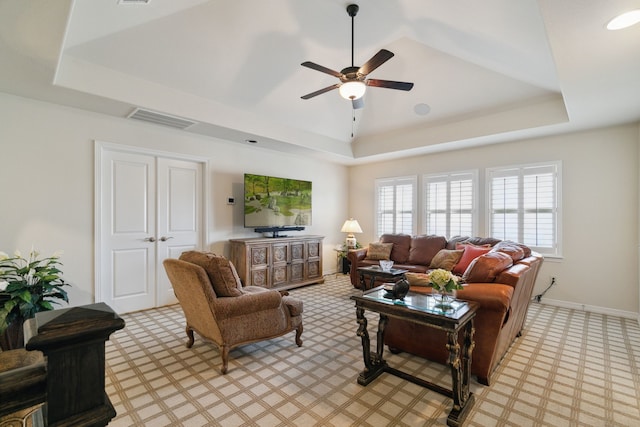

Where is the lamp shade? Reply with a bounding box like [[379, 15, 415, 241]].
[[339, 81, 366, 100], [341, 218, 363, 234]]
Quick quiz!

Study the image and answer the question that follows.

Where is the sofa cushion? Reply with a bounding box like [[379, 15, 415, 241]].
[[365, 242, 393, 260], [490, 241, 526, 262], [380, 234, 412, 263], [462, 251, 513, 283], [405, 272, 431, 287], [452, 243, 492, 275], [446, 235, 470, 250], [429, 249, 464, 271], [408, 235, 447, 265], [464, 237, 502, 247], [179, 251, 243, 297]]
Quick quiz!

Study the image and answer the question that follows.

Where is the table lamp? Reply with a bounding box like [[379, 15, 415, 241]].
[[341, 218, 363, 249]]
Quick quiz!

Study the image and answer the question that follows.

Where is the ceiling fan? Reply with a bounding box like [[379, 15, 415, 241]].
[[300, 4, 414, 109]]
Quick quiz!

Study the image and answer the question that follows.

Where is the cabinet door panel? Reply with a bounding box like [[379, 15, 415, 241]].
[[308, 241, 321, 258], [250, 246, 269, 267], [307, 260, 321, 279], [291, 263, 304, 282], [251, 268, 269, 288]]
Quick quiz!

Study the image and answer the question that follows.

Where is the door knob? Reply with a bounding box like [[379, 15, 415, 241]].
[[144, 237, 156, 242], [160, 236, 174, 242]]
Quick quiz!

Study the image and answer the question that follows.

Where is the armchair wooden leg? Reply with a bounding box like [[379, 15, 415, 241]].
[[220, 346, 229, 374], [295, 325, 303, 347], [185, 326, 195, 348]]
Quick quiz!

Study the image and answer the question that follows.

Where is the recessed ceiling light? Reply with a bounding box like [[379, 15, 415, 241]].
[[414, 103, 431, 116], [245, 139, 258, 144], [606, 10, 640, 30]]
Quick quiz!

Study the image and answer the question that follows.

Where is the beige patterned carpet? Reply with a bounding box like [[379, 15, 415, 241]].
[[105, 274, 640, 426]]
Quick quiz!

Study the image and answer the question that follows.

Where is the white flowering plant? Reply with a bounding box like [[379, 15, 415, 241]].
[[0, 249, 69, 333], [428, 268, 463, 293]]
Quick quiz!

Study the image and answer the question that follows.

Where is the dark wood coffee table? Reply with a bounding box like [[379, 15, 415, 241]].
[[357, 265, 408, 290], [351, 287, 478, 427]]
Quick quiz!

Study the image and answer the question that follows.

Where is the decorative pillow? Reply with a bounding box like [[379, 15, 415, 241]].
[[452, 243, 492, 275], [446, 235, 470, 250], [490, 241, 525, 262], [429, 249, 464, 271], [365, 242, 394, 260], [462, 251, 513, 283], [179, 251, 243, 297], [405, 272, 431, 287], [464, 237, 501, 247]]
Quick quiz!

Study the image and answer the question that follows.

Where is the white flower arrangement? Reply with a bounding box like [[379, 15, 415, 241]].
[[428, 268, 463, 293]]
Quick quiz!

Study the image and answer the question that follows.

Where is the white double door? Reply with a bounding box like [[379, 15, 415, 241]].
[[97, 145, 204, 313]]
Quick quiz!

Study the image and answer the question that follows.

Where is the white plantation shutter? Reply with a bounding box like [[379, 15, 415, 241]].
[[424, 171, 476, 238], [375, 176, 417, 238], [488, 162, 561, 256]]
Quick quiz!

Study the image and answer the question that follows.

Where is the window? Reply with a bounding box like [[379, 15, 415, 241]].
[[423, 171, 477, 238], [487, 162, 561, 256], [375, 176, 417, 238]]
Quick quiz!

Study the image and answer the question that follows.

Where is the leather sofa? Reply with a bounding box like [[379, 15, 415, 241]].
[[347, 233, 543, 385]]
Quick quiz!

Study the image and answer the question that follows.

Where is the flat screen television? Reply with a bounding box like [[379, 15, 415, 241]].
[[244, 173, 312, 236]]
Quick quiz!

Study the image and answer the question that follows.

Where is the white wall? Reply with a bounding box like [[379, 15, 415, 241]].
[[0, 93, 349, 307], [2, 91, 638, 317], [348, 124, 640, 317]]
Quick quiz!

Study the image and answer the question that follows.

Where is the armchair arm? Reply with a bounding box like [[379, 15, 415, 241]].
[[211, 290, 282, 320]]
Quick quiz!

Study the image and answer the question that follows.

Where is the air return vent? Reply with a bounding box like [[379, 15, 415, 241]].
[[118, 0, 151, 5], [127, 108, 197, 130]]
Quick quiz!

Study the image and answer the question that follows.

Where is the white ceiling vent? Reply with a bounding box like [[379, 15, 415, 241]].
[[118, 0, 151, 5], [127, 108, 197, 130]]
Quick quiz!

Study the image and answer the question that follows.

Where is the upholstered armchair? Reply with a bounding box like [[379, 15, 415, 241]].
[[163, 251, 303, 374]]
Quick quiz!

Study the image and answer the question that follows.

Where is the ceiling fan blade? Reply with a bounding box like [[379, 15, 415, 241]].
[[301, 84, 340, 100], [366, 79, 414, 91], [301, 61, 343, 78], [352, 97, 364, 110], [359, 49, 394, 76]]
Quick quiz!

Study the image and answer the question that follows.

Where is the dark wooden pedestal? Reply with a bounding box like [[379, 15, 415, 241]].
[[25, 303, 125, 427]]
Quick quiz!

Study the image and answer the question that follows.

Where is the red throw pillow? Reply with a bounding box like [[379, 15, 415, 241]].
[[452, 243, 492, 275]]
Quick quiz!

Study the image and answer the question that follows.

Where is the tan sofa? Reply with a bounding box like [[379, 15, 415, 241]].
[[347, 234, 543, 385]]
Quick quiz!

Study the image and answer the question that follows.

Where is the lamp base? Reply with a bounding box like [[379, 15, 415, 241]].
[[345, 236, 357, 249]]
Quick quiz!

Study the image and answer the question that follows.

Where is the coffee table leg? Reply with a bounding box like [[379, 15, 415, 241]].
[[446, 321, 475, 427], [355, 307, 387, 385], [359, 271, 366, 290]]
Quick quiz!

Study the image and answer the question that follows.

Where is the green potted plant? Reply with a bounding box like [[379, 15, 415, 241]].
[[337, 242, 362, 274], [0, 249, 70, 350]]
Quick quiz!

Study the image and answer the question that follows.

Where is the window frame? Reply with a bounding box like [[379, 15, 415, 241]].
[[374, 175, 417, 239], [422, 170, 479, 239], [486, 161, 562, 257]]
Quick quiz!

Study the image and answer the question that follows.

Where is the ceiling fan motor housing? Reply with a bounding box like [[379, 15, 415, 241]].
[[340, 66, 365, 82]]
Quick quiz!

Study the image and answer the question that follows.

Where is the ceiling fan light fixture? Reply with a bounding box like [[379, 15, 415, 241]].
[[606, 9, 640, 30], [339, 80, 366, 100]]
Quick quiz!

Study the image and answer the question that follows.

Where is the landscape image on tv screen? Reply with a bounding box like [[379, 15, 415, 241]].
[[244, 173, 312, 228]]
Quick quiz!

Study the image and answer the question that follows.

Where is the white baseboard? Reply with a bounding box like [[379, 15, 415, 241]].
[[538, 298, 638, 320]]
